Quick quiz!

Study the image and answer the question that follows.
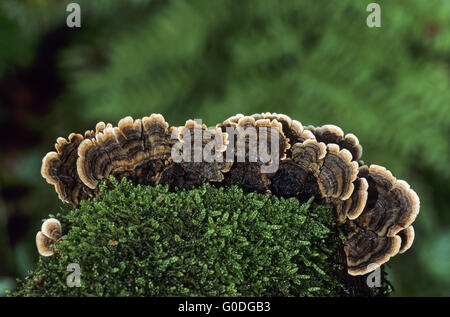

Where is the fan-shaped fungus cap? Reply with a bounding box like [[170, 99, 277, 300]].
[[398, 226, 415, 254], [345, 229, 401, 276], [36, 218, 62, 257], [219, 115, 290, 163], [305, 124, 363, 161], [141, 114, 174, 160], [344, 177, 369, 220], [41, 218, 62, 241], [317, 144, 358, 201], [250, 112, 315, 148], [291, 139, 326, 176], [77, 114, 174, 189], [158, 119, 231, 187], [40, 112, 419, 278], [41, 133, 95, 206], [36, 232, 55, 257], [355, 165, 420, 237]]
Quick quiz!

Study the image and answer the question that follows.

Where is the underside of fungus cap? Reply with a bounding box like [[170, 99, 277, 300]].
[[36, 232, 55, 257], [305, 124, 363, 161], [355, 164, 420, 237]]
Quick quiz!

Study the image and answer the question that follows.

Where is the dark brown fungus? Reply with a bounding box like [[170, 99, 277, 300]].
[[291, 139, 326, 176], [305, 124, 363, 161], [317, 144, 358, 201], [40, 113, 419, 276], [344, 227, 401, 276], [41, 133, 96, 206], [156, 119, 231, 189], [218, 115, 288, 193], [343, 177, 368, 220], [77, 114, 174, 189], [353, 164, 420, 237], [250, 112, 315, 150]]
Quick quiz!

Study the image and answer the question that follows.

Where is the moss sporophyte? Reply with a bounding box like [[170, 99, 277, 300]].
[[10, 178, 391, 297]]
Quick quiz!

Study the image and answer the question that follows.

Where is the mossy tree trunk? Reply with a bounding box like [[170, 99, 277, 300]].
[[9, 178, 391, 297]]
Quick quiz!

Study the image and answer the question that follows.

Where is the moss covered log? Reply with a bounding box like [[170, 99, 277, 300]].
[[9, 178, 391, 297]]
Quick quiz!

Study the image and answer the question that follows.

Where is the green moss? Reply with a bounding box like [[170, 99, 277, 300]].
[[8, 177, 389, 297]]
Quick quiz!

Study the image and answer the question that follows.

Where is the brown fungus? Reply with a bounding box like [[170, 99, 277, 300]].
[[250, 112, 316, 151], [77, 114, 174, 189], [344, 226, 401, 276], [36, 218, 62, 257], [317, 144, 358, 201], [156, 119, 231, 189], [41, 133, 97, 206], [218, 115, 289, 193], [40, 112, 419, 276], [353, 164, 420, 237], [305, 124, 363, 161], [41, 218, 62, 241]]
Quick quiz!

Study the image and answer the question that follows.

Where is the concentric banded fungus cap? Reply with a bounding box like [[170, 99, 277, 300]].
[[36, 218, 62, 257], [343, 177, 368, 220], [219, 115, 290, 163], [344, 164, 419, 275], [305, 124, 363, 161], [41, 133, 95, 206], [355, 165, 420, 237], [317, 144, 359, 201], [41, 218, 62, 241], [77, 114, 174, 189], [344, 227, 401, 276], [157, 119, 231, 188], [290, 139, 359, 220], [291, 139, 326, 176], [39, 112, 419, 277], [250, 112, 315, 147]]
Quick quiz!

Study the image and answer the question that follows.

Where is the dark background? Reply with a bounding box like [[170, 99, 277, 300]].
[[0, 0, 449, 296]]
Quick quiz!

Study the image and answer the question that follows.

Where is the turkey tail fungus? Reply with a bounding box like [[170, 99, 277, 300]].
[[40, 113, 419, 278]]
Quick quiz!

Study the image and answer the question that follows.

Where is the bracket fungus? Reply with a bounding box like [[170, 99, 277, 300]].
[[40, 112, 419, 276], [35, 218, 62, 257]]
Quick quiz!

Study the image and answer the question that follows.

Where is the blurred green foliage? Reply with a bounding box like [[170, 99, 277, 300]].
[[0, 0, 449, 296]]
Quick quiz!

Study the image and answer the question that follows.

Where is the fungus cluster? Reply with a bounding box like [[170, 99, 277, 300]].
[[36, 218, 62, 257], [40, 113, 419, 276]]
